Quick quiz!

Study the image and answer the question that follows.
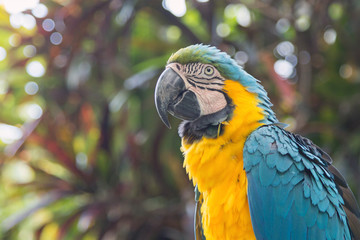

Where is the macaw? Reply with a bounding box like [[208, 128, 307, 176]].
[[154, 44, 360, 240]]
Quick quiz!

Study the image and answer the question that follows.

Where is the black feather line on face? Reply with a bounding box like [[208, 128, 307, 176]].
[[189, 75, 224, 82], [193, 64, 200, 74], [190, 63, 194, 73], [187, 78, 224, 89], [199, 64, 205, 73]]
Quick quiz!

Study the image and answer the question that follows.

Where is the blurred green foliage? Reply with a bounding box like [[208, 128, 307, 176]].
[[0, 0, 359, 239]]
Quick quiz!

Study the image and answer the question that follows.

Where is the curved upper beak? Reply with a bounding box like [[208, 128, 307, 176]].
[[154, 67, 201, 128]]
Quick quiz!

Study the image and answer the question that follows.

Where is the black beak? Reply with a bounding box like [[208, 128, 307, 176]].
[[154, 68, 201, 128]]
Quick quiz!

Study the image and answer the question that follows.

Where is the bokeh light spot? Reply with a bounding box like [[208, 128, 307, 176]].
[[285, 54, 298, 66], [9, 33, 21, 47], [274, 60, 294, 79], [24, 103, 43, 120], [3, 161, 35, 183], [22, 14, 36, 29], [234, 51, 249, 66], [25, 81, 39, 95], [9, 13, 23, 28], [225, 4, 251, 27], [276, 18, 290, 34], [295, 15, 310, 32], [26, 61, 45, 78], [276, 41, 295, 57], [32, 3, 48, 18], [216, 23, 230, 38], [0, 123, 23, 144], [10, 13, 36, 29], [339, 64, 353, 79], [3, 0, 39, 14], [236, 5, 251, 27], [224, 4, 237, 18], [42, 18, 55, 32], [0, 47, 7, 61], [166, 26, 181, 42], [50, 32, 63, 45], [162, 0, 186, 17], [115, 4, 133, 26], [23, 45, 37, 58], [323, 28, 337, 45], [328, 3, 343, 21]]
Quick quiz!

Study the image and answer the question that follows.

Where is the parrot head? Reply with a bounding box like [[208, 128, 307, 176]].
[[155, 44, 277, 141]]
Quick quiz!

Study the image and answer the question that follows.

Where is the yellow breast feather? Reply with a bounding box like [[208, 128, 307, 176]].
[[181, 80, 265, 240]]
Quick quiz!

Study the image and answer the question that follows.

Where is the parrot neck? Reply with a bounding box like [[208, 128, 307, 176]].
[[181, 80, 266, 240]]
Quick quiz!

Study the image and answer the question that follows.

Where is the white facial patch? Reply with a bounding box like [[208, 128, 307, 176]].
[[189, 86, 227, 115], [166, 62, 227, 116]]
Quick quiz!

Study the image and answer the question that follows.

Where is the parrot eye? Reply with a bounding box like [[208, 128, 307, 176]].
[[204, 66, 214, 76]]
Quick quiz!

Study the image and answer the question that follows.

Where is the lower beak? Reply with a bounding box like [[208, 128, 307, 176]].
[[154, 68, 201, 128]]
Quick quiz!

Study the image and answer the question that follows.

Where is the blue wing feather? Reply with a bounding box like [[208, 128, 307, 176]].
[[244, 125, 352, 240]]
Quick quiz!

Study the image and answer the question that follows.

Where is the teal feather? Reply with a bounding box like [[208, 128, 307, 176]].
[[275, 154, 293, 172], [275, 186, 294, 217], [244, 125, 354, 239], [279, 165, 298, 185], [304, 205, 318, 227], [294, 189, 310, 216], [290, 174, 303, 185], [318, 197, 330, 212], [259, 159, 276, 187]]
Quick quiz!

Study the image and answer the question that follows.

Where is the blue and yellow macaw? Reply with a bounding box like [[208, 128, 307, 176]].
[[154, 44, 360, 240]]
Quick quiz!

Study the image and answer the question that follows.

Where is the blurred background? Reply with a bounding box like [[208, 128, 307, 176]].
[[0, 0, 359, 239]]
